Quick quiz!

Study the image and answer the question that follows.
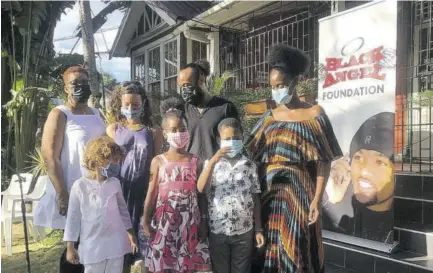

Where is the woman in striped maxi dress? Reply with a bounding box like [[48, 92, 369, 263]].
[[248, 44, 342, 273]]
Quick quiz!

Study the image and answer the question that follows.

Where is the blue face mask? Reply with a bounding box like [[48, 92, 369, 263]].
[[271, 79, 295, 104], [221, 140, 243, 158], [121, 107, 143, 120], [101, 163, 121, 178], [272, 87, 292, 105]]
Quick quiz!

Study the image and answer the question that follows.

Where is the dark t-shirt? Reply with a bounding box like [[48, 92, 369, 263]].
[[185, 96, 239, 160], [322, 184, 394, 243]]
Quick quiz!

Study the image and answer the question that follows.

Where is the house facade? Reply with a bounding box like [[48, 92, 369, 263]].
[[111, 1, 433, 272]]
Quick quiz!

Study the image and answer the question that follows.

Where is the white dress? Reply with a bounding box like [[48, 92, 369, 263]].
[[63, 177, 132, 266], [34, 105, 105, 229]]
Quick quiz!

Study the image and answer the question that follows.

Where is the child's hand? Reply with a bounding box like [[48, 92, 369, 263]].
[[211, 147, 231, 163], [142, 222, 156, 239], [255, 232, 265, 248], [198, 220, 208, 240], [66, 247, 80, 264]]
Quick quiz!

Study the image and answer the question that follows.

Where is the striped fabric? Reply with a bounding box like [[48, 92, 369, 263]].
[[248, 111, 342, 273]]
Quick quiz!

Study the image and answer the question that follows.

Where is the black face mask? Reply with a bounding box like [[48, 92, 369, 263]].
[[181, 86, 204, 105], [71, 84, 91, 103]]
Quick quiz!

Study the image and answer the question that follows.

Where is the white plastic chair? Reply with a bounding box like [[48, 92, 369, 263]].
[[1, 174, 47, 256]]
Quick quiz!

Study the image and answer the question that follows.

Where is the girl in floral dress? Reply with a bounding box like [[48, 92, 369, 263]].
[[142, 99, 212, 273]]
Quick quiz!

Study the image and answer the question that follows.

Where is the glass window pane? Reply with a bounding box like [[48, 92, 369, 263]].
[[148, 47, 160, 83], [164, 40, 178, 78], [133, 54, 145, 84], [149, 82, 161, 95], [164, 77, 177, 94], [192, 40, 207, 62]]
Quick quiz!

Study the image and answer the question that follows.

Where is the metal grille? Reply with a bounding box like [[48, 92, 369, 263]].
[[395, 1, 433, 173], [219, 1, 330, 90]]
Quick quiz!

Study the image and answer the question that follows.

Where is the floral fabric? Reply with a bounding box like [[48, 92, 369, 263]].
[[205, 156, 261, 236], [147, 154, 211, 273]]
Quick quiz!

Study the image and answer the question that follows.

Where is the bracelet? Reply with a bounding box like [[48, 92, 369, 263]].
[[201, 215, 208, 219], [255, 228, 264, 233]]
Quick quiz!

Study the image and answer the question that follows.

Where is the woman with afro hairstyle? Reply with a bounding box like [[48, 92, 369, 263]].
[[247, 44, 342, 273], [107, 81, 162, 273]]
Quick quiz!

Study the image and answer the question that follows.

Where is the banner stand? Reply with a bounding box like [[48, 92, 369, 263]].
[[323, 230, 399, 254]]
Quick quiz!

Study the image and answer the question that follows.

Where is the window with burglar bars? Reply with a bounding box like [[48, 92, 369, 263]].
[[219, 1, 330, 90], [395, 1, 433, 173]]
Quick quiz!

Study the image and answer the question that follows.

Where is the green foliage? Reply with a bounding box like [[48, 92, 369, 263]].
[[207, 71, 235, 96], [4, 87, 51, 172], [297, 76, 318, 96], [101, 72, 118, 91], [26, 147, 47, 178]]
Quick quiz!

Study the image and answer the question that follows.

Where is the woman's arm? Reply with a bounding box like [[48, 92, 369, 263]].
[[142, 157, 160, 235], [314, 161, 332, 203], [63, 183, 81, 243], [308, 161, 332, 225], [41, 108, 68, 215], [152, 127, 163, 156]]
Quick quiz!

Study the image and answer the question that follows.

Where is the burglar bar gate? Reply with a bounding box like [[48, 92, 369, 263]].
[[395, 1, 433, 173], [220, 1, 433, 174], [219, 1, 330, 91]]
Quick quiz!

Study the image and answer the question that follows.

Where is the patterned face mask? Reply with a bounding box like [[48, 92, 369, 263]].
[[71, 84, 91, 103], [121, 107, 143, 120], [166, 131, 190, 149]]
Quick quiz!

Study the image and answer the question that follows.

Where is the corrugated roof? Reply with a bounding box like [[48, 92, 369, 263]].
[[151, 1, 219, 23]]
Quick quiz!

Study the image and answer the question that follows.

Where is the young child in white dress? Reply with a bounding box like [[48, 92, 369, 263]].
[[64, 136, 138, 273]]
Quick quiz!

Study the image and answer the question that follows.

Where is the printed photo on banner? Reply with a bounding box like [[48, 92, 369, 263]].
[[317, 0, 397, 244]]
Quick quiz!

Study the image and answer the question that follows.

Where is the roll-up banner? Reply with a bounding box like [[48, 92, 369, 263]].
[[318, 0, 397, 245]]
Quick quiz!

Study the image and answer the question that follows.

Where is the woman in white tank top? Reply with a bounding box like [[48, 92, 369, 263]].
[[34, 66, 105, 230]]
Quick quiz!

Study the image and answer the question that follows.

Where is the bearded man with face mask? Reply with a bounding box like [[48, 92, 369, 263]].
[[177, 60, 239, 252], [178, 60, 239, 161], [34, 66, 105, 273]]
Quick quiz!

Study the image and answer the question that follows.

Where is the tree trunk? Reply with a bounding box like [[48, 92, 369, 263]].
[[78, 0, 100, 107]]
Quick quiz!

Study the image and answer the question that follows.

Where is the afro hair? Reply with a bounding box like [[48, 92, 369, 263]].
[[160, 96, 185, 115], [267, 44, 310, 77]]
